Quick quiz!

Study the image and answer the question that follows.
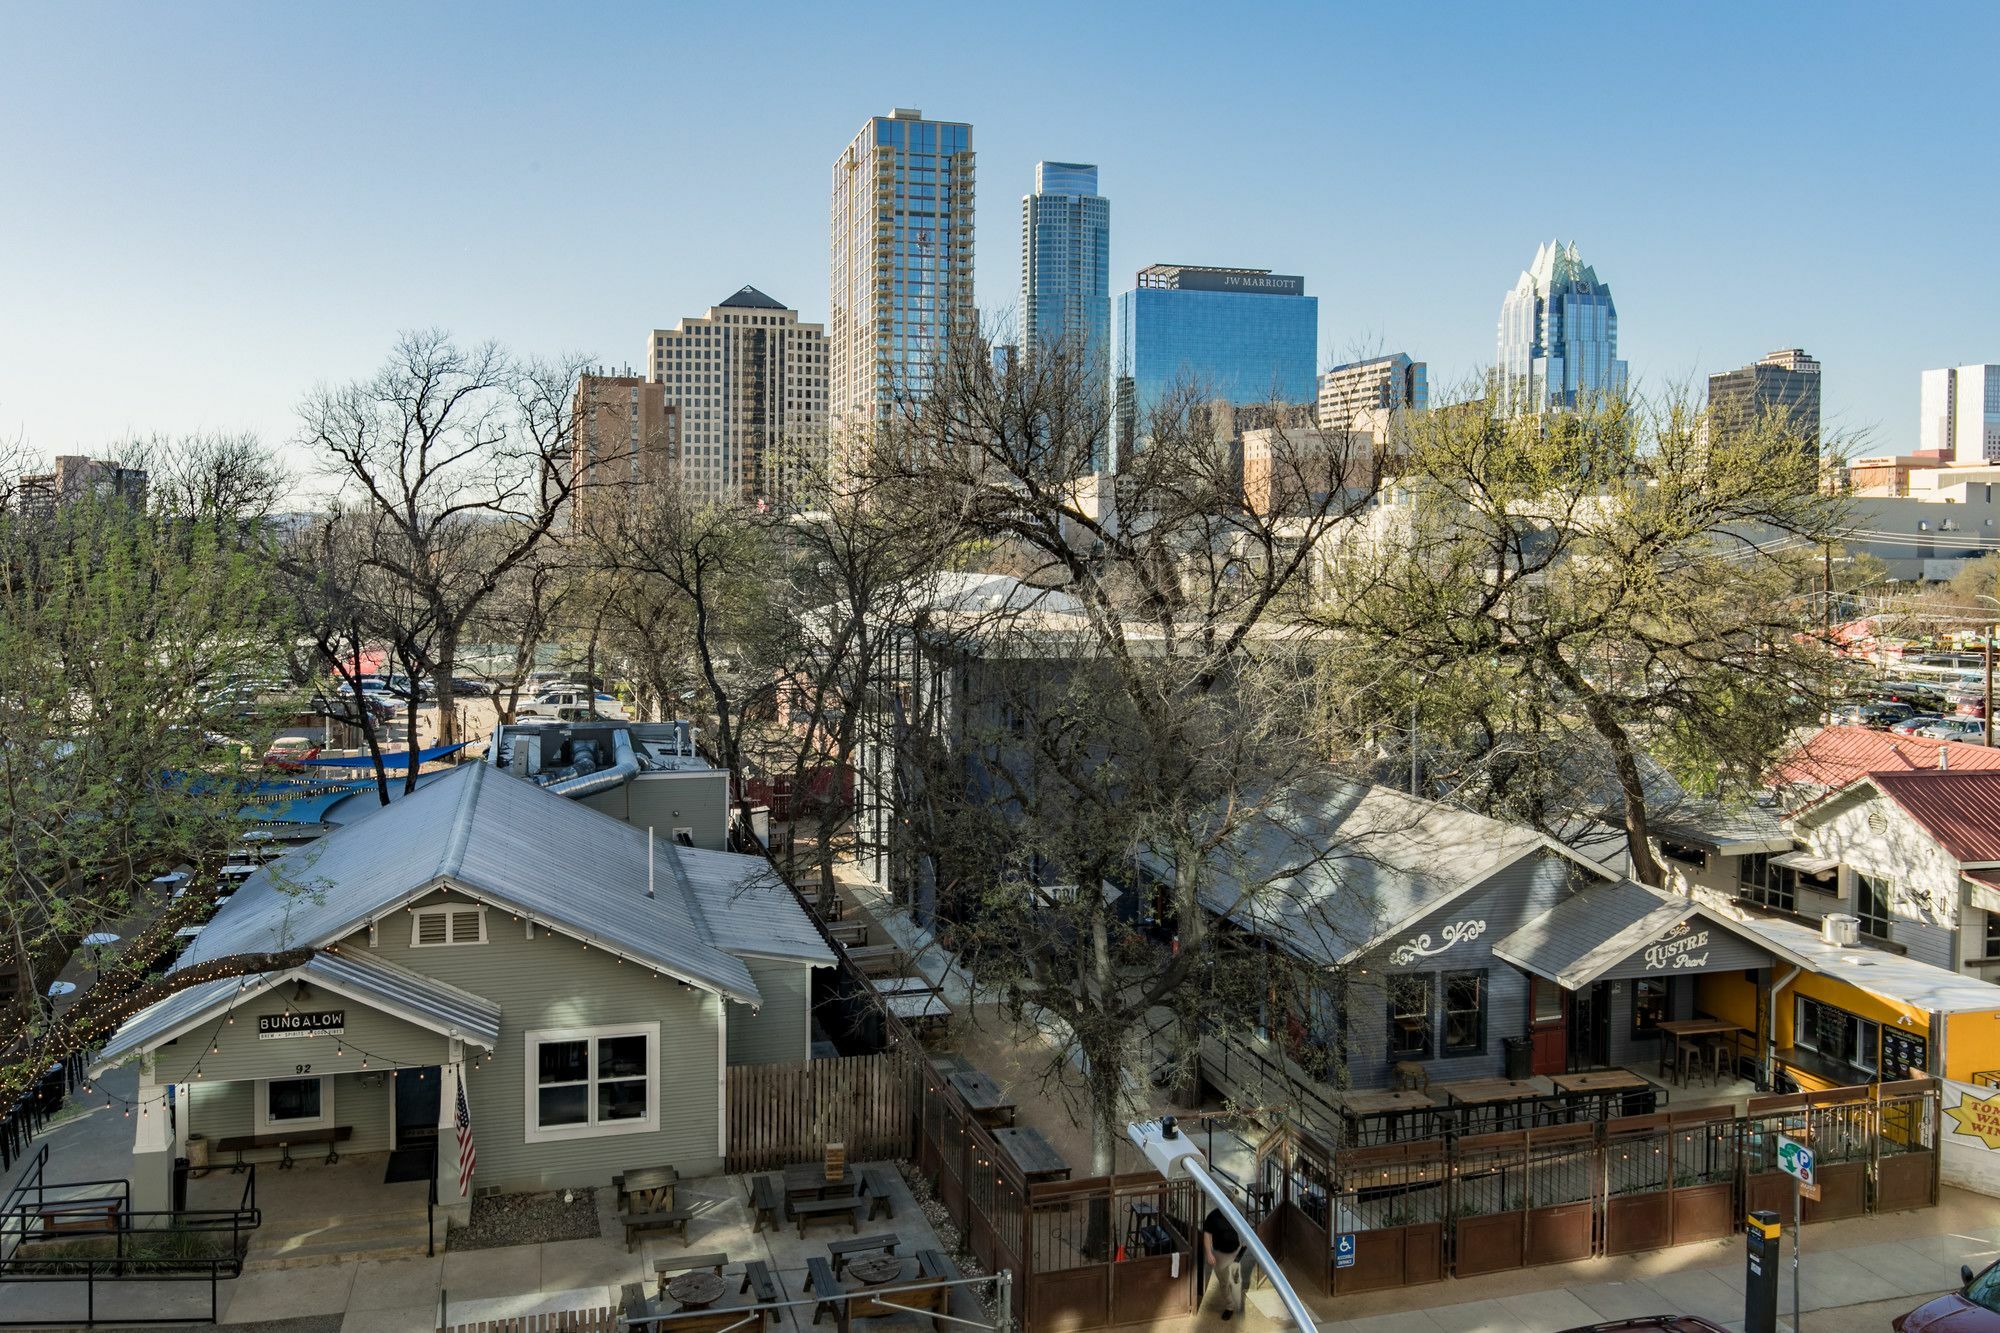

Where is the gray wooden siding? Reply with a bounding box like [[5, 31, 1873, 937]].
[[1893, 916, 1958, 972], [1340, 850, 1583, 1089], [728, 961, 811, 1066], [160, 995, 451, 1085], [350, 887, 723, 1191], [188, 1072, 392, 1164]]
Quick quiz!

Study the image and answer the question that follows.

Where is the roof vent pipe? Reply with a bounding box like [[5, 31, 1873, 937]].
[[1940, 746, 1948, 771], [544, 729, 638, 798]]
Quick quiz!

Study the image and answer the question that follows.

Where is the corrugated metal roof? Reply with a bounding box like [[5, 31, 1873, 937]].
[[1867, 770, 2000, 864], [173, 761, 765, 1003], [1493, 879, 1795, 989], [1769, 725, 2000, 792], [1191, 780, 1610, 967], [92, 951, 502, 1072], [675, 848, 834, 965]]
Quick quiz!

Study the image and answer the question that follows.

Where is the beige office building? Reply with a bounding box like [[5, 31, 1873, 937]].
[[1318, 353, 1427, 431], [568, 371, 680, 527], [829, 109, 975, 450], [646, 287, 828, 507]]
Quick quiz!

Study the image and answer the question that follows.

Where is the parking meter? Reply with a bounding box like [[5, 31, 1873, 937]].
[[1744, 1210, 1781, 1333]]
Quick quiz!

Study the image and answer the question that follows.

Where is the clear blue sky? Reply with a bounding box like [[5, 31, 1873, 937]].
[[3, 1, 1994, 474]]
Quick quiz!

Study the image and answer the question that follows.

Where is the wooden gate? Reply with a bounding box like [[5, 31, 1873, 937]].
[[725, 1051, 915, 1172]]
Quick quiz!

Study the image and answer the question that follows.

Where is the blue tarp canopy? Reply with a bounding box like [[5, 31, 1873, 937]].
[[292, 741, 468, 770]]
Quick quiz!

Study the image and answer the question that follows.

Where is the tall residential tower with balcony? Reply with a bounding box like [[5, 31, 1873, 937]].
[[1495, 240, 1627, 415], [645, 286, 827, 508], [1020, 161, 1110, 385], [829, 109, 975, 453]]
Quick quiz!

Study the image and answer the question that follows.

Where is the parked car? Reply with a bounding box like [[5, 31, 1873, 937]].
[[1895, 1259, 2000, 1330], [261, 735, 323, 772], [1919, 717, 1988, 744], [1892, 714, 1948, 736], [450, 676, 494, 698], [375, 674, 435, 701], [1831, 701, 1916, 729], [1560, 1312, 1736, 1320], [516, 689, 628, 721]]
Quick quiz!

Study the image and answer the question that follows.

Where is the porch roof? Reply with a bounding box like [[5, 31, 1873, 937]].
[[1493, 879, 1806, 990], [90, 950, 501, 1073]]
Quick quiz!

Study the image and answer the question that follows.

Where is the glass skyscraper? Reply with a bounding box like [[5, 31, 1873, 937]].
[[1495, 240, 1627, 415], [829, 109, 975, 440], [1111, 265, 1318, 466], [1020, 162, 1109, 385]]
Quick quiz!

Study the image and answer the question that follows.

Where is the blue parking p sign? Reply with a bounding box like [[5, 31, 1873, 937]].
[[1335, 1233, 1357, 1269]]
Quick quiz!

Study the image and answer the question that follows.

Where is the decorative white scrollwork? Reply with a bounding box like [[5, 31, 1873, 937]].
[[1388, 918, 1487, 967]]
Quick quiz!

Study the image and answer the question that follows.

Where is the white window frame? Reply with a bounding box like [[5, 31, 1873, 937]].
[[255, 1075, 334, 1132], [410, 904, 487, 948], [523, 1022, 659, 1144]]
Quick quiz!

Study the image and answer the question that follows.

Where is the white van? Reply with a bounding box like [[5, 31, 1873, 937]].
[[516, 689, 627, 721]]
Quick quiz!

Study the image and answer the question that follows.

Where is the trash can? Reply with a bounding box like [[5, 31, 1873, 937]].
[[1503, 1035, 1533, 1080], [186, 1132, 209, 1176], [171, 1156, 190, 1214]]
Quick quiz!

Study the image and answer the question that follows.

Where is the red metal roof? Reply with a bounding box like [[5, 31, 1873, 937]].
[[1869, 769, 2000, 863], [1768, 725, 2000, 790]]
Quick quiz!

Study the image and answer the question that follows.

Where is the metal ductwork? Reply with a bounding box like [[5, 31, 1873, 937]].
[[544, 729, 638, 799]]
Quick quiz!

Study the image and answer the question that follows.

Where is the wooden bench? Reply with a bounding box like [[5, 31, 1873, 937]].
[[619, 1281, 651, 1322], [861, 1166, 897, 1220], [750, 1174, 784, 1233], [828, 1232, 899, 1274], [806, 1255, 844, 1326], [793, 1195, 863, 1238], [213, 1125, 351, 1171], [614, 1164, 679, 1212], [621, 1208, 693, 1251], [740, 1259, 783, 1326], [916, 1248, 970, 1332], [38, 1202, 119, 1235], [828, 919, 869, 946]]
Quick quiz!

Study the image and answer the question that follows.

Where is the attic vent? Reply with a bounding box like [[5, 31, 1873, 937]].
[[1867, 808, 1888, 835], [412, 906, 487, 948]]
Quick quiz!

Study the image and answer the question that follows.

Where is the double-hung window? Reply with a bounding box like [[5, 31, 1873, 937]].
[[1387, 975, 1432, 1059], [1441, 971, 1487, 1056], [525, 1024, 658, 1142], [1854, 873, 1892, 939]]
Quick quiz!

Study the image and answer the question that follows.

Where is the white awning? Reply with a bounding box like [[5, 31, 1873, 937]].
[[1772, 850, 1838, 874]]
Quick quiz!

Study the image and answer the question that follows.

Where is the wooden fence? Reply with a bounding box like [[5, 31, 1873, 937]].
[[725, 1050, 917, 1173], [438, 1308, 614, 1333]]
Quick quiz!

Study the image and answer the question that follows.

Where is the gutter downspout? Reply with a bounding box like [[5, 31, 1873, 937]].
[[1766, 966, 1801, 1090], [544, 729, 638, 799]]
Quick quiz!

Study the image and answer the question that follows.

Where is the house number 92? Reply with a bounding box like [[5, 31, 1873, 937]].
[[294, 1064, 311, 1075]]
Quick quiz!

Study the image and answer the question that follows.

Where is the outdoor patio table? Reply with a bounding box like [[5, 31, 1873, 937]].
[[947, 1070, 1016, 1126], [1550, 1069, 1653, 1119], [992, 1126, 1070, 1181], [846, 1256, 903, 1286], [666, 1270, 726, 1310], [1434, 1077, 1542, 1133], [870, 976, 936, 995], [783, 1161, 854, 1205], [1655, 1018, 1746, 1084], [1333, 1088, 1438, 1144]]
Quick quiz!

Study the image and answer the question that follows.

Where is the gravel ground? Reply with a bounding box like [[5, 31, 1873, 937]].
[[446, 1186, 600, 1251], [897, 1162, 999, 1317]]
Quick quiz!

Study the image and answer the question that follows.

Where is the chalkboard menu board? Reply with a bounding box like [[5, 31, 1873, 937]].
[[1881, 1028, 1927, 1080]]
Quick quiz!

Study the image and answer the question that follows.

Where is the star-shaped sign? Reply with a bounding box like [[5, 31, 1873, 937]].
[[1946, 1088, 2000, 1150]]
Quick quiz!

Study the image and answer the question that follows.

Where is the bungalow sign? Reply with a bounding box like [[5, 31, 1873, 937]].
[[257, 1010, 345, 1040], [1644, 921, 1710, 971]]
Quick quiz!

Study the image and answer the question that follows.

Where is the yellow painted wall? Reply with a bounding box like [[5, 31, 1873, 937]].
[[1945, 1011, 2000, 1084], [1699, 968, 1947, 1085]]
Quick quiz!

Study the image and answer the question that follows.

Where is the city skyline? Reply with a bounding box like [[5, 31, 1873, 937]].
[[3, 3, 1996, 475]]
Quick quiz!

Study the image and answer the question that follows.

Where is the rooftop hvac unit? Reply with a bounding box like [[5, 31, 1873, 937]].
[[1821, 914, 1860, 947]]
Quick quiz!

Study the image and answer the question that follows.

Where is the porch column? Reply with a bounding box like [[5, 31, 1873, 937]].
[[130, 1054, 174, 1217], [435, 1044, 471, 1227]]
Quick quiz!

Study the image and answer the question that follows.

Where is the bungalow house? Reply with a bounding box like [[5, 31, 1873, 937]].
[[92, 759, 831, 1219], [1781, 768, 2000, 978], [1193, 782, 1806, 1089]]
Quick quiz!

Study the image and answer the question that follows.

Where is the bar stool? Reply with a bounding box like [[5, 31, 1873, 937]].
[[1706, 1038, 1732, 1085], [1675, 1039, 1705, 1087]]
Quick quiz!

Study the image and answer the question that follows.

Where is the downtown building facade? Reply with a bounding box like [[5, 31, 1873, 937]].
[[646, 286, 827, 507], [17, 454, 148, 518], [568, 371, 680, 528], [1020, 161, 1110, 384], [1319, 352, 1427, 430], [828, 108, 975, 448], [1111, 264, 1317, 468], [1919, 364, 2000, 465], [1707, 348, 1822, 456], [1495, 240, 1627, 415]]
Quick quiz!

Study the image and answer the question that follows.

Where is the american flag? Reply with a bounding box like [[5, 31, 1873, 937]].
[[454, 1080, 476, 1197]]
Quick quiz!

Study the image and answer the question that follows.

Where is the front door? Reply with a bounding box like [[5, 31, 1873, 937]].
[[1567, 982, 1612, 1071], [395, 1066, 442, 1148], [1529, 977, 1566, 1075]]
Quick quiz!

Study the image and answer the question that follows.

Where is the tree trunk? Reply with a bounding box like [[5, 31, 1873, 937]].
[[433, 628, 460, 746], [1168, 851, 1208, 1108]]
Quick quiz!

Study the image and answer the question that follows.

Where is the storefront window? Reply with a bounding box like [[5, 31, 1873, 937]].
[[1738, 853, 1797, 913], [1796, 996, 1878, 1074], [1442, 971, 1485, 1055], [1631, 978, 1672, 1038], [257, 1075, 331, 1131], [527, 1024, 656, 1141], [1387, 975, 1431, 1059]]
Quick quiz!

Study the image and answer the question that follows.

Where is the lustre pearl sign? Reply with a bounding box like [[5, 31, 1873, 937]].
[[257, 1010, 345, 1040], [1644, 922, 1710, 971]]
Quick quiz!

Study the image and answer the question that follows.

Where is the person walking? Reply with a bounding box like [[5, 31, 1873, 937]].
[[1202, 1206, 1246, 1320]]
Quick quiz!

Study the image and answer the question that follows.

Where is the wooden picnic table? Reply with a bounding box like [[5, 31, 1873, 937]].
[[1550, 1070, 1651, 1095], [947, 1070, 1015, 1126], [846, 1256, 903, 1286], [665, 1270, 726, 1310], [870, 976, 936, 995], [1434, 1078, 1542, 1105], [1332, 1088, 1438, 1144], [782, 1161, 855, 1202], [992, 1126, 1070, 1181], [619, 1165, 678, 1212], [882, 991, 952, 1031], [846, 945, 906, 977]]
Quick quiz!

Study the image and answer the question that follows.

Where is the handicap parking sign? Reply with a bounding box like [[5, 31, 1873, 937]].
[[1335, 1233, 1356, 1269]]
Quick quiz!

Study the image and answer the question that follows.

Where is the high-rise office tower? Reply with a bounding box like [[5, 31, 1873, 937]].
[[646, 286, 828, 507], [1707, 349, 1822, 456], [1020, 161, 1110, 383], [1495, 240, 1627, 415], [829, 108, 975, 445], [1111, 264, 1318, 467], [1919, 364, 2000, 464], [1319, 353, 1428, 431], [568, 371, 680, 527]]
